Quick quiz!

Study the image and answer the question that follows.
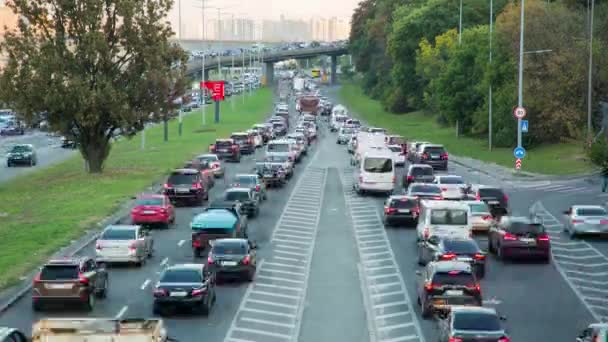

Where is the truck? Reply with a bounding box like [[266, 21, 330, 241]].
[[31, 318, 173, 342], [298, 95, 320, 115]]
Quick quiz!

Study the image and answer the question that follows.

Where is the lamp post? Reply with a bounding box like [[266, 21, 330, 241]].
[[587, 0, 595, 139], [488, 0, 493, 150], [178, 0, 183, 137], [516, 0, 525, 149]]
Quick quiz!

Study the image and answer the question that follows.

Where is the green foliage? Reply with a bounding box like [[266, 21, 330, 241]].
[[588, 137, 608, 168], [0, 0, 187, 173]]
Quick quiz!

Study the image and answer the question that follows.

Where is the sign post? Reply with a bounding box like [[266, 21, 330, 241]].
[[201, 81, 225, 124], [515, 158, 522, 170], [513, 105, 527, 171]]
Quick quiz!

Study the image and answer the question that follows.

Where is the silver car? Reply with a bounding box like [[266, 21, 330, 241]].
[[337, 126, 355, 144], [195, 153, 224, 178], [433, 175, 467, 200], [95, 225, 153, 266], [563, 205, 608, 238]]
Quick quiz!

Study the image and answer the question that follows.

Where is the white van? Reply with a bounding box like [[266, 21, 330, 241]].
[[353, 132, 387, 165], [330, 114, 348, 132], [266, 139, 298, 161], [416, 200, 472, 241], [353, 149, 396, 195]]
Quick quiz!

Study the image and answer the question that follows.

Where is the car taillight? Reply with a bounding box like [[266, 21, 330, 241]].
[[537, 234, 550, 241], [159, 208, 167, 214], [163, 183, 172, 189], [433, 196, 443, 200], [482, 215, 493, 221], [441, 187, 448, 191], [193, 239, 201, 248], [424, 282, 438, 291], [423, 227, 430, 239], [153, 288, 168, 297], [78, 273, 89, 285], [192, 183, 202, 189], [503, 194, 509, 202], [255, 185, 261, 191], [498, 337, 510, 342], [572, 219, 584, 224], [422, 153, 429, 159], [475, 193, 480, 200], [128, 241, 137, 251], [192, 287, 207, 296], [441, 253, 457, 260], [474, 253, 486, 260], [601, 220, 608, 225], [33, 273, 41, 283], [503, 233, 517, 241], [448, 338, 463, 342], [384, 207, 397, 215], [242, 255, 251, 265], [407, 175, 414, 182], [232, 145, 239, 150], [96, 242, 103, 250], [212, 163, 219, 169], [207, 254, 213, 265], [441, 153, 449, 160]]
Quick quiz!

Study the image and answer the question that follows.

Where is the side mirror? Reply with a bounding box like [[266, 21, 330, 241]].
[[415, 270, 422, 276]]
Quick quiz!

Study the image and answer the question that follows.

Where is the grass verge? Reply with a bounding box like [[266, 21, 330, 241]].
[[339, 83, 594, 176], [0, 89, 272, 289]]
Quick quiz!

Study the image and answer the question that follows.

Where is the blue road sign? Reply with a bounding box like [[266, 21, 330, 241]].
[[514, 146, 526, 159], [521, 120, 529, 133]]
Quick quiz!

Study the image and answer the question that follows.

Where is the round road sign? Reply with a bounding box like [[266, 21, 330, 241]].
[[514, 106, 527, 119], [514, 147, 526, 159]]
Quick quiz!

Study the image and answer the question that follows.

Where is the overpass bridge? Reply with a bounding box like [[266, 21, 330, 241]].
[[185, 46, 349, 85]]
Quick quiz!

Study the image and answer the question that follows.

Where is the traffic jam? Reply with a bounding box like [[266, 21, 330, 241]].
[[1, 73, 607, 342]]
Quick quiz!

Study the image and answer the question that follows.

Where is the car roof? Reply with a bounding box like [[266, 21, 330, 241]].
[[105, 224, 139, 230], [12, 143, 33, 148], [226, 187, 251, 192], [137, 193, 164, 199], [431, 260, 472, 273], [388, 195, 418, 201], [166, 263, 203, 271], [192, 211, 238, 228], [269, 139, 293, 144], [572, 205, 606, 210], [46, 257, 87, 266], [231, 132, 248, 135], [409, 164, 433, 169], [500, 216, 534, 224], [420, 144, 444, 148], [216, 138, 233, 142], [451, 306, 497, 315], [171, 168, 199, 175], [214, 238, 247, 244], [421, 200, 469, 209]]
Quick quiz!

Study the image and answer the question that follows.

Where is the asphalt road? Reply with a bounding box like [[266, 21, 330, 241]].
[[0, 84, 602, 341], [0, 131, 76, 184]]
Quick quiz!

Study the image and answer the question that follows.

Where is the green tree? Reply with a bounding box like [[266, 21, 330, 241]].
[[0, 0, 188, 173]]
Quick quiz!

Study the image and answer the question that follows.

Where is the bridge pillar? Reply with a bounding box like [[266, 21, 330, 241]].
[[265, 61, 274, 86], [330, 55, 337, 85], [204, 69, 210, 81]]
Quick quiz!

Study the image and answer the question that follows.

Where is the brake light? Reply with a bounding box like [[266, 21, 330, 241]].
[[441, 187, 448, 191], [192, 182, 202, 189], [96, 242, 103, 250], [163, 183, 172, 189], [255, 185, 261, 192], [153, 288, 168, 297], [482, 215, 493, 221], [212, 163, 219, 169], [503, 233, 517, 241], [209, 145, 215, 152], [424, 282, 437, 291], [192, 239, 201, 248], [78, 273, 89, 285], [128, 241, 137, 251], [474, 253, 486, 260], [423, 227, 430, 239], [441, 153, 449, 160], [33, 273, 41, 283], [537, 234, 550, 241], [498, 337, 510, 342], [384, 207, 397, 215], [475, 192, 480, 200], [422, 153, 429, 159], [159, 208, 167, 214], [433, 196, 443, 200], [572, 219, 584, 224], [407, 175, 414, 182], [232, 145, 239, 150], [466, 283, 481, 292], [448, 338, 463, 342], [192, 287, 207, 296], [207, 254, 213, 264], [601, 220, 608, 225], [503, 194, 509, 202], [242, 255, 251, 265], [441, 253, 457, 260]]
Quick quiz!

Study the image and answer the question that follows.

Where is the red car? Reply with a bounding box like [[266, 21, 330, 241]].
[[131, 194, 175, 228], [488, 216, 550, 262]]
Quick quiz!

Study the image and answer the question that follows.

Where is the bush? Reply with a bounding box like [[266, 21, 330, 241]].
[[587, 137, 608, 168]]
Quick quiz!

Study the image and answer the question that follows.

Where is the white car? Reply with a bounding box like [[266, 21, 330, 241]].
[[247, 129, 264, 148], [433, 175, 467, 200], [387, 144, 406, 166]]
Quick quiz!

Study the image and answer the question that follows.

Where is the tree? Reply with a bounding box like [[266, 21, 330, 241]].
[[0, 0, 188, 173]]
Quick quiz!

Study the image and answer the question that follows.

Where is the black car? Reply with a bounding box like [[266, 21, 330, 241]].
[[469, 185, 509, 217], [222, 188, 259, 217], [6, 144, 37, 167], [230, 133, 255, 154], [417, 236, 486, 278], [255, 162, 286, 188], [60, 136, 78, 149], [404, 164, 435, 188], [272, 122, 287, 136], [153, 264, 216, 315], [438, 306, 509, 342], [382, 196, 420, 227], [416, 144, 449, 170], [0, 124, 24, 136], [163, 169, 208, 205], [207, 238, 257, 281], [231, 174, 267, 200], [407, 183, 443, 200], [416, 261, 482, 318], [209, 139, 241, 162]]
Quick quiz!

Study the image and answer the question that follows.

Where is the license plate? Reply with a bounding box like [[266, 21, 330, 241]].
[[170, 291, 187, 297], [219, 149, 228, 152], [264, 174, 273, 177], [445, 290, 463, 296], [488, 200, 499, 204], [45, 283, 72, 289], [521, 238, 536, 245], [433, 299, 447, 305], [457, 257, 472, 262], [431, 154, 440, 159], [177, 188, 190, 193], [398, 209, 410, 213], [143, 210, 155, 214], [222, 261, 237, 266]]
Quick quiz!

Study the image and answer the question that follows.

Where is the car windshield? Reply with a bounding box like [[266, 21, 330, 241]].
[[231, 135, 248, 142], [160, 269, 202, 283], [213, 241, 247, 254], [410, 185, 441, 194], [507, 222, 544, 234], [453, 312, 501, 331], [266, 155, 288, 162], [168, 174, 196, 185], [432, 271, 475, 286], [235, 176, 256, 185], [225, 191, 250, 201], [268, 143, 290, 152], [216, 141, 232, 147], [577, 208, 607, 216], [479, 188, 504, 198], [411, 167, 433, 176], [197, 155, 217, 162], [136, 198, 163, 206], [388, 146, 402, 152], [390, 199, 416, 209], [439, 177, 464, 184], [10, 145, 31, 153], [430, 210, 468, 225], [363, 157, 393, 173], [101, 229, 136, 240], [40, 265, 79, 280], [341, 128, 354, 134], [424, 146, 445, 154], [469, 203, 490, 214], [336, 116, 347, 122], [442, 240, 479, 254]]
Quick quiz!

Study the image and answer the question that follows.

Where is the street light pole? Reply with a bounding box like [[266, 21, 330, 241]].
[[587, 0, 595, 139], [178, 0, 183, 137], [488, 0, 493, 150], [201, 0, 206, 126], [217, 8, 222, 81], [516, 0, 525, 148]]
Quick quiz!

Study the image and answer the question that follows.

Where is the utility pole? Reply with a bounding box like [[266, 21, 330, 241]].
[[178, 0, 183, 137], [587, 0, 595, 139], [201, 0, 206, 126], [217, 8, 222, 81], [516, 0, 525, 149], [488, 0, 493, 150]]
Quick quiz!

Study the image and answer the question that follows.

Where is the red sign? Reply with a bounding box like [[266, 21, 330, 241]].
[[513, 106, 527, 119], [515, 158, 522, 170], [201, 81, 225, 101]]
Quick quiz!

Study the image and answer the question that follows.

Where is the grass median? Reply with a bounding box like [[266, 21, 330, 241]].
[[0, 89, 272, 290], [339, 82, 594, 176]]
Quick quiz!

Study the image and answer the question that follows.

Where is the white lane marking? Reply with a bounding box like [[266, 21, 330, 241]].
[[250, 290, 299, 299], [274, 233, 312, 241], [372, 290, 403, 298], [241, 307, 297, 318], [263, 261, 306, 269], [240, 317, 295, 328], [276, 244, 309, 251], [177, 239, 186, 247], [373, 301, 409, 309], [254, 283, 303, 292], [378, 323, 415, 332], [115, 305, 128, 319], [274, 228, 314, 236], [376, 311, 410, 320], [274, 249, 308, 257], [247, 298, 297, 309], [381, 335, 420, 342], [255, 275, 303, 284], [262, 268, 305, 276], [140, 279, 151, 290], [273, 238, 309, 246], [555, 254, 601, 260], [227, 338, 256, 342], [232, 327, 290, 339], [274, 255, 303, 263], [160, 257, 169, 266]]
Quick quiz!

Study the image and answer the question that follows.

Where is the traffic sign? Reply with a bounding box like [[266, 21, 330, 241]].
[[514, 146, 526, 159], [515, 158, 522, 170], [513, 106, 527, 119], [201, 81, 225, 101], [521, 120, 528, 133]]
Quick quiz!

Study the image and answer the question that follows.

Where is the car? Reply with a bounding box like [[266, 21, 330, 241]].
[[488, 216, 551, 262], [163, 169, 208, 206], [578, 323, 608, 342], [438, 306, 509, 342], [222, 188, 260, 218], [264, 154, 294, 178], [207, 238, 258, 281], [230, 132, 256, 154], [415, 144, 449, 170], [0, 327, 27, 342], [403, 164, 435, 188], [209, 138, 241, 162], [60, 136, 78, 149], [382, 195, 420, 227], [385, 134, 405, 147], [252, 124, 273, 143], [468, 185, 509, 217], [408, 141, 432, 162], [95, 225, 153, 266], [6, 144, 37, 167], [433, 175, 467, 200], [337, 126, 356, 144], [463, 200, 494, 233], [183, 160, 215, 189], [347, 136, 357, 154], [286, 132, 308, 155], [271, 122, 288, 136], [0, 123, 24, 136], [247, 129, 264, 148], [194, 154, 224, 178], [32, 257, 108, 311], [407, 183, 443, 200], [415, 261, 482, 319], [255, 161, 287, 188], [417, 236, 486, 278], [387, 145, 406, 166], [417, 200, 472, 241], [232, 174, 267, 200], [191, 203, 249, 257], [153, 263, 216, 316], [563, 205, 608, 238], [131, 194, 175, 228]]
